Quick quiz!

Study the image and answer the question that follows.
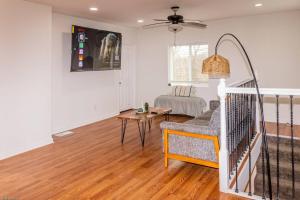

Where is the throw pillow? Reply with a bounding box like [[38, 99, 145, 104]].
[[171, 86, 177, 96], [179, 86, 192, 97], [175, 86, 181, 96]]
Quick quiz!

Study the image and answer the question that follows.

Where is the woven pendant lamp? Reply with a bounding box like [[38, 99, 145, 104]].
[[202, 55, 230, 79]]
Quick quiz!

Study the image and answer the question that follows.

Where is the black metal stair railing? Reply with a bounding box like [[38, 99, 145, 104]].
[[261, 94, 266, 199], [259, 95, 297, 200], [290, 95, 295, 199], [226, 83, 299, 200], [226, 79, 257, 194], [276, 95, 280, 200]]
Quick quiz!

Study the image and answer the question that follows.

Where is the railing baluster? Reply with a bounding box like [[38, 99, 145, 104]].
[[229, 94, 232, 175], [276, 95, 280, 200], [240, 94, 243, 159], [243, 93, 246, 154], [230, 94, 235, 175], [226, 94, 231, 180], [236, 94, 239, 163], [251, 94, 254, 138], [234, 94, 239, 193], [253, 94, 256, 139], [261, 94, 266, 199], [231, 93, 234, 176], [290, 95, 295, 198], [232, 96, 234, 176], [240, 94, 243, 158], [248, 94, 252, 196], [239, 94, 242, 158]]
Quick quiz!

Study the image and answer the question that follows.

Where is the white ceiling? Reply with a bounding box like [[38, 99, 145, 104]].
[[26, 0, 300, 27]]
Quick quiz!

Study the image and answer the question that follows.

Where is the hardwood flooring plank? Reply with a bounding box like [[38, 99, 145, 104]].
[[0, 114, 246, 200]]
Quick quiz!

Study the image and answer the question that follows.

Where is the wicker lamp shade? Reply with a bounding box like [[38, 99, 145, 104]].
[[202, 55, 230, 79]]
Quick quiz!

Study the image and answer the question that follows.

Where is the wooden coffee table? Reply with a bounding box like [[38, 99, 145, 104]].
[[116, 107, 172, 147]]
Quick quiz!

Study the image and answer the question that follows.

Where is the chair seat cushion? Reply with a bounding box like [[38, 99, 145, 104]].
[[168, 134, 217, 162]]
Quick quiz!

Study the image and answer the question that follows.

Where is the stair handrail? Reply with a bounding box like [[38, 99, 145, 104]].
[[225, 87, 300, 96], [219, 79, 300, 199]]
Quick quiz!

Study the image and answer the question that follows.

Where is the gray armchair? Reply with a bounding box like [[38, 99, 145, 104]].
[[160, 102, 220, 168]]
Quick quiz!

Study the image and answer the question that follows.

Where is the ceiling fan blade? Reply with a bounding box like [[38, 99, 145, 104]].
[[143, 22, 171, 29], [153, 19, 169, 22], [182, 22, 207, 29], [183, 19, 204, 23]]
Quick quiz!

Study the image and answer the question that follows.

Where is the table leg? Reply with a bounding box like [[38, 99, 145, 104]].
[[137, 120, 146, 147], [148, 118, 152, 131], [141, 121, 146, 147], [137, 120, 142, 144], [121, 119, 127, 144], [165, 113, 170, 121]]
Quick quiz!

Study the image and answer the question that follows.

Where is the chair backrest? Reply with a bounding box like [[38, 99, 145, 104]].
[[209, 100, 220, 111], [208, 107, 220, 131]]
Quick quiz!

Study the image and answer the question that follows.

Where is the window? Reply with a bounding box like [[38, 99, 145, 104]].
[[168, 44, 208, 85]]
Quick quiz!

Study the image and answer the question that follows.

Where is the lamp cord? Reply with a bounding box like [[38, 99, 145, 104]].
[[215, 33, 272, 199], [174, 31, 177, 46]]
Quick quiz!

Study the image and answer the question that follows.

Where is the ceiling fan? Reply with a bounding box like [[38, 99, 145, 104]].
[[143, 6, 207, 32]]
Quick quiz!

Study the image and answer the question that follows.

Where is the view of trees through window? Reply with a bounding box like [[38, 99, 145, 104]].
[[169, 44, 208, 84]]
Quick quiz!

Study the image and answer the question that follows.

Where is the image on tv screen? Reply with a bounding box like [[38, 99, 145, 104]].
[[71, 25, 122, 72]]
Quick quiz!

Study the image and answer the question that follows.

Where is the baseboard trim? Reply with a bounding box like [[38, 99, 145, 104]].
[[52, 112, 120, 135], [0, 138, 53, 161]]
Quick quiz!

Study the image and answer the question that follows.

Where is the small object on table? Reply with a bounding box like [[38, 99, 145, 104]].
[[116, 107, 172, 147], [136, 107, 148, 114], [136, 108, 144, 113], [144, 102, 149, 112]]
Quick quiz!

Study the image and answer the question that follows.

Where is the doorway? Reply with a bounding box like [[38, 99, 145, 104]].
[[119, 45, 136, 112]]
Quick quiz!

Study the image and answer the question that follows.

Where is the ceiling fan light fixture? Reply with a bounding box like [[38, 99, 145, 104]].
[[168, 24, 183, 33]]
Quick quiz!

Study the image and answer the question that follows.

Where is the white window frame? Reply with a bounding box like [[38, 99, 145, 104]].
[[168, 43, 209, 87]]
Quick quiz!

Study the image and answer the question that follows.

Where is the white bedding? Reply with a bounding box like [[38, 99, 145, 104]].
[[154, 95, 207, 117]]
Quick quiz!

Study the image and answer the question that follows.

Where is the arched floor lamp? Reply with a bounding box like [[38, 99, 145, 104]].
[[202, 33, 272, 199]]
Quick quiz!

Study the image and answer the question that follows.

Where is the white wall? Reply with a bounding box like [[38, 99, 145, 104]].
[[0, 0, 52, 159], [0, 1, 137, 159], [52, 14, 137, 133], [136, 11, 300, 124]]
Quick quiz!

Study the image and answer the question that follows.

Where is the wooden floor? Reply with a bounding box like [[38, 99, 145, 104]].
[[0, 115, 246, 200]]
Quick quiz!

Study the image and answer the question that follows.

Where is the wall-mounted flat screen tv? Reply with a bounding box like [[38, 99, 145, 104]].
[[71, 25, 122, 72]]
